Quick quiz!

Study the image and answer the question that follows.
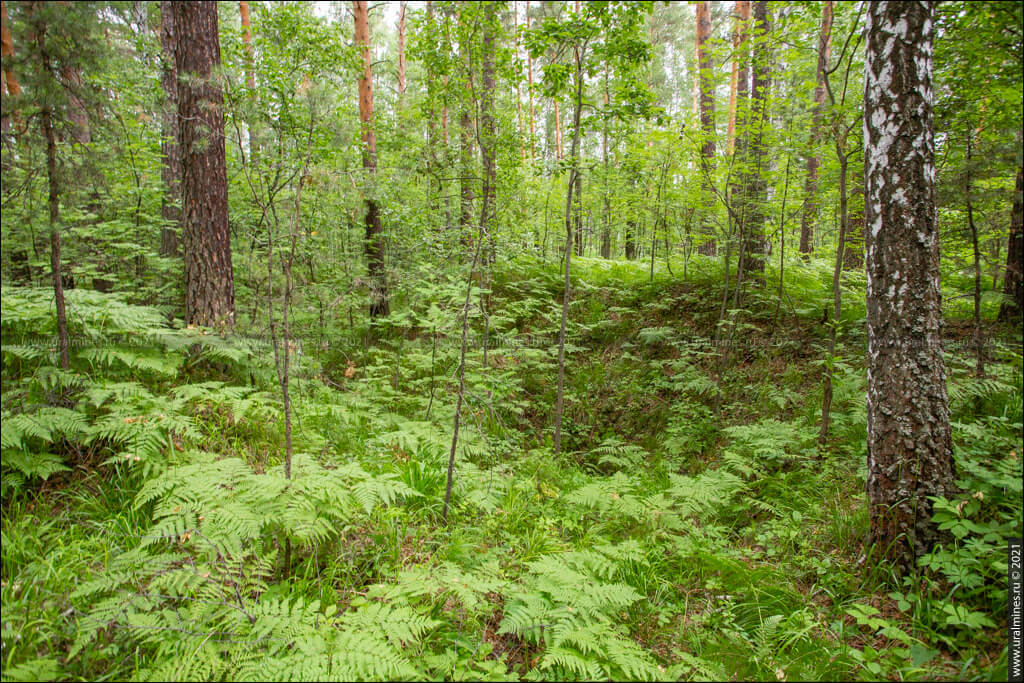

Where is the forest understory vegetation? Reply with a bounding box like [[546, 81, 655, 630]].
[[1, 1, 1022, 681], [2, 253, 1021, 681]]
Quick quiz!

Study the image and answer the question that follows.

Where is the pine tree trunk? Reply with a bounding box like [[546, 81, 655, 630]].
[[174, 1, 234, 329], [459, 36, 474, 243], [353, 0, 389, 318], [739, 1, 770, 278], [726, 1, 750, 155], [397, 1, 407, 98], [1, 0, 21, 138], [864, 0, 955, 574], [695, 1, 717, 256], [999, 165, 1023, 321], [481, 2, 496, 259], [43, 108, 70, 370], [728, 1, 750, 272], [1, 0, 24, 179], [238, 1, 259, 163], [799, 1, 832, 257], [59, 64, 89, 144], [239, 1, 255, 90], [601, 65, 611, 259], [159, 1, 180, 257]]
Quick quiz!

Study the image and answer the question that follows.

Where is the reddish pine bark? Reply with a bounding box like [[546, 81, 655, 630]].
[[239, 1, 255, 89], [1, 0, 22, 136], [354, 0, 389, 318]]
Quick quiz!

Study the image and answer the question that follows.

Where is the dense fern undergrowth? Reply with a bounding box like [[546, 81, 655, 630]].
[[2, 254, 1021, 682]]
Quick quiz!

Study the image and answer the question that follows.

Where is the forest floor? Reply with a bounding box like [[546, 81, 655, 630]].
[[1, 254, 1021, 681]]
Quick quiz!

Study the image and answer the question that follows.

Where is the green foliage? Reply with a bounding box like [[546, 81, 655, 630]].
[[723, 418, 817, 467], [1, 287, 267, 493], [2, 2, 1021, 681], [499, 549, 662, 681]]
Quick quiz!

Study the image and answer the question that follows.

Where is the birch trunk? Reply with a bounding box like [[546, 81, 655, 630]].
[[864, 0, 955, 574]]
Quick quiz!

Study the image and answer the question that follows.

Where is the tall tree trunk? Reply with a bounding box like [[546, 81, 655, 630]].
[[1, 0, 21, 137], [526, 0, 535, 158], [864, 0, 954, 575], [1, 0, 20, 180], [843, 175, 865, 268], [459, 31, 474, 242], [600, 64, 611, 259], [999, 165, 1023, 321], [514, 0, 524, 160], [60, 65, 89, 144], [481, 2, 496, 259], [772, 153, 792, 328], [397, 1, 406, 98], [553, 45, 585, 457], [728, 1, 751, 275], [965, 131, 984, 376], [726, 1, 750, 155], [238, 1, 259, 162], [799, 1, 832, 257], [353, 0, 389, 318], [239, 1, 255, 89], [442, 79, 449, 147], [43, 107, 70, 370], [159, 1, 180, 257], [574, 171, 583, 256], [695, 1, 716, 256], [457, 1, 475, 241], [173, 1, 234, 329], [819, 148, 849, 443], [424, 1, 449, 232], [554, 98, 563, 160], [1, 0, 15, 158], [29, 3, 76, 352], [740, 0, 770, 277]]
